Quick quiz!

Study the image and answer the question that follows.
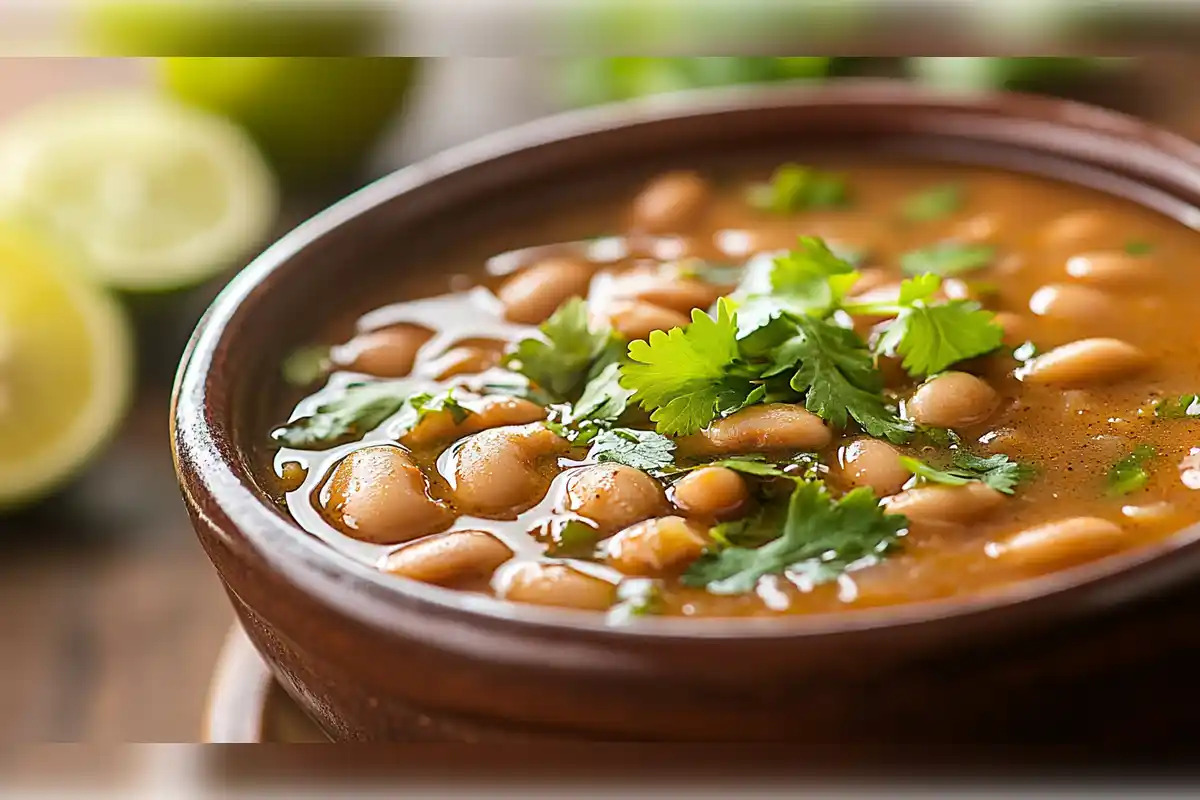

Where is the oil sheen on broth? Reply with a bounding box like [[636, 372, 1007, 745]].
[[266, 161, 1200, 620]]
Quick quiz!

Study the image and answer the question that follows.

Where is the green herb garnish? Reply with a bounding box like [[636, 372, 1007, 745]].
[[506, 298, 621, 399], [1107, 445, 1156, 496], [901, 183, 963, 222], [683, 481, 907, 594], [544, 518, 601, 559], [731, 236, 860, 332], [281, 345, 331, 387], [589, 427, 677, 472], [746, 163, 850, 214], [1154, 395, 1200, 419], [1124, 240, 1153, 256], [900, 451, 1034, 495], [900, 242, 995, 277], [676, 259, 744, 285], [271, 382, 410, 449], [851, 274, 1004, 377], [607, 578, 665, 625]]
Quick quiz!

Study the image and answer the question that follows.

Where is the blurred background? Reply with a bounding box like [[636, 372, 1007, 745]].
[[3, 2, 1200, 745]]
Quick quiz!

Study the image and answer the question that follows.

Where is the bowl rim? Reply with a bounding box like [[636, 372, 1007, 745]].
[[172, 78, 1200, 644]]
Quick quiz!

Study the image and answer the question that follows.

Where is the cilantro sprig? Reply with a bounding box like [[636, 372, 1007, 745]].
[[746, 163, 850, 214], [271, 384, 469, 450], [845, 274, 1003, 377], [900, 451, 1034, 495], [900, 242, 994, 277], [684, 480, 907, 594], [1107, 445, 1155, 496], [505, 298, 623, 399]]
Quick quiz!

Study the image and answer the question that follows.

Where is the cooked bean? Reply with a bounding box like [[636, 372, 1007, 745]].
[[604, 300, 689, 340], [499, 258, 592, 324], [906, 372, 998, 429], [1021, 338, 1148, 387], [631, 171, 710, 232], [401, 396, 546, 448], [951, 211, 1003, 243], [564, 464, 668, 535], [838, 438, 909, 496], [333, 324, 432, 378], [1065, 251, 1155, 286], [607, 516, 708, 576], [883, 482, 1005, 525], [671, 467, 749, 519], [382, 530, 513, 585], [452, 423, 568, 518], [680, 403, 833, 455], [426, 341, 504, 380], [1040, 210, 1107, 248], [323, 446, 453, 544], [1028, 283, 1118, 324], [497, 562, 617, 610], [987, 517, 1123, 568], [611, 265, 726, 314]]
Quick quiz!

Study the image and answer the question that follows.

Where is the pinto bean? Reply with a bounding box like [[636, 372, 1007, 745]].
[[883, 482, 1005, 526], [680, 403, 833, 455], [499, 258, 592, 324], [607, 516, 708, 576], [401, 396, 546, 448], [452, 423, 568, 518], [333, 325, 432, 378], [671, 467, 749, 519], [992, 312, 1027, 347], [838, 438, 909, 496], [604, 300, 689, 340], [906, 372, 998, 429], [631, 171, 710, 232], [323, 446, 453, 544], [381, 530, 513, 585], [1065, 251, 1156, 286], [1040, 210, 1108, 248], [564, 464, 669, 535], [497, 562, 617, 610], [987, 517, 1123, 568], [610, 265, 726, 314], [426, 340, 505, 380], [1020, 338, 1148, 387], [1028, 283, 1118, 324]]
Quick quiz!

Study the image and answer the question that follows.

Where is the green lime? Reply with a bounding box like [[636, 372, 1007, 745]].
[[159, 57, 419, 184], [0, 93, 278, 293], [0, 225, 133, 509], [77, 1, 385, 55]]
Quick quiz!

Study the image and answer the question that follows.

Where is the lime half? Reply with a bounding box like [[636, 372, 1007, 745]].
[[0, 225, 133, 508], [0, 93, 278, 292]]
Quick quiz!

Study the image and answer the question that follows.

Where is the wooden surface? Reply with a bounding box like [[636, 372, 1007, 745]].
[[3, 56, 1200, 744]]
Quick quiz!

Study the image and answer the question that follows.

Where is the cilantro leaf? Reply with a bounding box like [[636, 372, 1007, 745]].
[[900, 242, 994, 276], [621, 298, 752, 436], [1107, 445, 1155, 496], [675, 258, 744, 285], [767, 315, 913, 443], [607, 579, 664, 625], [389, 389, 472, 438], [732, 237, 860, 334], [281, 344, 331, 387], [684, 482, 907, 595], [589, 428, 677, 472], [271, 381, 411, 450], [901, 183, 963, 222], [858, 275, 1003, 377], [1154, 394, 1200, 419], [746, 163, 850, 214], [544, 518, 601, 559], [900, 451, 1034, 495], [566, 361, 633, 426], [474, 373, 556, 407], [506, 299, 618, 398]]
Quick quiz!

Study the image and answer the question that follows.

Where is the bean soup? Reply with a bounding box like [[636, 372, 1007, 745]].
[[264, 161, 1200, 621]]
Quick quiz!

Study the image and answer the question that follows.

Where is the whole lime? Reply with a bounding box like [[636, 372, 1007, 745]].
[[158, 57, 419, 185]]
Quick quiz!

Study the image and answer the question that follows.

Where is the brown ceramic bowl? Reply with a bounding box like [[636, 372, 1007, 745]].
[[173, 81, 1200, 746]]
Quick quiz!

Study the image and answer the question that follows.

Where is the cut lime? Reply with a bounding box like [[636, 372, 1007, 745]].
[[0, 93, 278, 292], [0, 225, 133, 509]]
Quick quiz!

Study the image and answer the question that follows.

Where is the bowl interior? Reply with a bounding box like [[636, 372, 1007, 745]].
[[176, 81, 1200, 642]]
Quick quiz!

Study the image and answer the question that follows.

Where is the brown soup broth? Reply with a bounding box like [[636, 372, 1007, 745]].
[[263, 161, 1200, 618]]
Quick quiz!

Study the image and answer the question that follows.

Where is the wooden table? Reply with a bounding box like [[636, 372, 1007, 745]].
[[3, 56, 1200, 744]]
